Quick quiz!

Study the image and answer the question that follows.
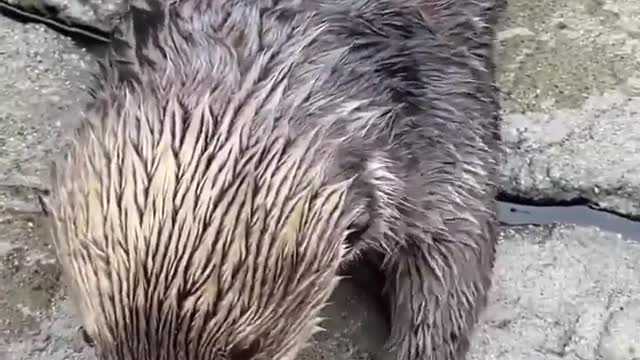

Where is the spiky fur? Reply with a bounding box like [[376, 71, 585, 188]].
[[46, 0, 504, 359]]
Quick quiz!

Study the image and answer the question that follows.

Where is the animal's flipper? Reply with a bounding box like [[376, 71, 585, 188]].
[[380, 215, 498, 360]]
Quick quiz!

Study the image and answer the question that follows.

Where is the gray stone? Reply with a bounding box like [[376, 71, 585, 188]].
[[0, 0, 123, 34], [0, 15, 92, 355], [500, 92, 640, 217], [495, 0, 640, 218], [0, 14, 94, 211], [469, 225, 640, 360], [598, 300, 640, 360]]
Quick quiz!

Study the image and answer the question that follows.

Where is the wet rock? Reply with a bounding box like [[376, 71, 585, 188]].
[[0, 12, 92, 354], [0, 0, 124, 33], [598, 300, 640, 360], [0, 217, 60, 344], [469, 225, 640, 360], [500, 92, 640, 217], [0, 14, 93, 215], [497, 0, 640, 218], [2, 298, 96, 360], [624, 77, 640, 96]]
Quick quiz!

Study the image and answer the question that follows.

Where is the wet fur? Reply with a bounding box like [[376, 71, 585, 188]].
[[46, 0, 504, 359]]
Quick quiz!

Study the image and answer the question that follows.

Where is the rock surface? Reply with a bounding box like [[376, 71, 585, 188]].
[[496, 0, 640, 217], [501, 93, 640, 216], [0, 13, 94, 211], [0, 14, 92, 356], [0, 0, 123, 34], [470, 226, 640, 360], [499, 0, 640, 216], [0, 0, 639, 359]]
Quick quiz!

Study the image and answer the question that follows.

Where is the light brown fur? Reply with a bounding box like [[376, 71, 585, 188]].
[[48, 75, 361, 359]]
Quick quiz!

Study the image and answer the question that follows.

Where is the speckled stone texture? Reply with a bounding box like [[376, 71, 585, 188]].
[[0, 0, 124, 33], [495, 0, 640, 217]]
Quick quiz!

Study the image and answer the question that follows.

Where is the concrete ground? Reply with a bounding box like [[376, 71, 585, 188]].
[[0, 0, 639, 359], [495, 0, 640, 216]]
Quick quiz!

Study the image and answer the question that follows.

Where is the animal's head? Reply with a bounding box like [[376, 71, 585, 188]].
[[44, 83, 358, 359]]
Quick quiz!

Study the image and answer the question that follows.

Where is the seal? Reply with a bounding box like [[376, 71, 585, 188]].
[[44, 0, 504, 359]]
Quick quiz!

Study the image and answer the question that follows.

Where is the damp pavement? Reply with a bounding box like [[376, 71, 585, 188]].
[[0, 0, 640, 359], [496, 0, 640, 216]]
